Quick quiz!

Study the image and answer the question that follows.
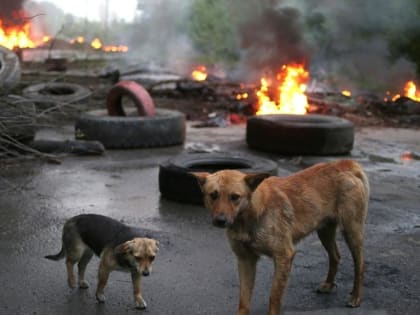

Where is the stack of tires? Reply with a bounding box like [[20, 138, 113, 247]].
[[75, 80, 186, 149]]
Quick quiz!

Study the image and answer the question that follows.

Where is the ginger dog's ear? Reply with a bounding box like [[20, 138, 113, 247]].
[[190, 172, 211, 191], [244, 173, 271, 192]]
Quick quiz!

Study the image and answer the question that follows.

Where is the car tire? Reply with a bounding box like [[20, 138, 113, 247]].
[[246, 114, 354, 155], [22, 82, 91, 107], [75, 108, 185, 149], [159, 152, 278, 204], [0, 46, 21, 91], [107, 80, 155, 116]]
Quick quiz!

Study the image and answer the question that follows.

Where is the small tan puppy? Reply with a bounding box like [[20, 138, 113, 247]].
[[45, 214, 159, 310], [193, 160, 369, 315]]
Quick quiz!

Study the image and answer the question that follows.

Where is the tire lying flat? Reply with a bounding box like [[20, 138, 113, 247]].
[[22, 82, 91, 107], [159, 152, 278, 204], [75, 109, 185, 149], [246, 114, 354, 155]]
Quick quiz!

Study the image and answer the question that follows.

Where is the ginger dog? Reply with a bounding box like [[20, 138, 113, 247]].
[[45, 214, 159, 309], [193, 160, 369, 315]]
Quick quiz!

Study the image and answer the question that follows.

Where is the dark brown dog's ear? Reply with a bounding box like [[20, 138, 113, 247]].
[[190, 172, 211, 190], [244, 173, 271, 192], [114, 240, 133, 254]]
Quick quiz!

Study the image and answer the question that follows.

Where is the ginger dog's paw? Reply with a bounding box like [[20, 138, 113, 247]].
[[96, 293, 106, 303], [135, 299, 147, 310], [316, 282, 337, 293], [79, 280, 89, 289], [346, 294, 361, 307]]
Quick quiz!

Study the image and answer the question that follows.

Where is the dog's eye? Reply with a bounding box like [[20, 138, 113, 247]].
[[230, 193, 240, 202], [209, 191, 219, 200], [135, 256, 142, 261]]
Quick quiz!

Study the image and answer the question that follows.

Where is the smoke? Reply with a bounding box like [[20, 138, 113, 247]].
[[281, 0, 420, 92], [0, 0, 27, 26], [234, 6, 309, 82]]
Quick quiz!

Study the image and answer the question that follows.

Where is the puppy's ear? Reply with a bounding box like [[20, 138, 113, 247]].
[[244, 173, 271, 192], [190, 172, 211, 190], [115, 240, 134, 254]]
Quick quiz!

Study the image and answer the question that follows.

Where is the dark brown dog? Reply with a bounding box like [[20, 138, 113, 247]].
[[45, 214, 159, 309], [193, 160, 369, 315]]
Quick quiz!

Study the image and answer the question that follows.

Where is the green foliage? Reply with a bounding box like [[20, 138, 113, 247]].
[[187, 0, 239, 64]]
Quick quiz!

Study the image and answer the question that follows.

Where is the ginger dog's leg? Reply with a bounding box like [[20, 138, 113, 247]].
[[317, 223, 341, 293], [268, 251, 295, 315]]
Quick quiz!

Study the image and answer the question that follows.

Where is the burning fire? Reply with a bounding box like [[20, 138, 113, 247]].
[[403, 80, 420, 102], [256, 63, 309, 115], [0, 19, 37, 49], [385, 80, 420, 102], [191, 65, 208, 81]]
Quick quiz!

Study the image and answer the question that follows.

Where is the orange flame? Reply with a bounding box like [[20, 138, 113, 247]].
[[256, 63, 309, 115], [102, 45, 128, 53], [191, 65, 208, 81], [404, 80, 420, 102], [91, 37, 102, 50], [0, 18, 37, 49], [342, 90, 351, 97]]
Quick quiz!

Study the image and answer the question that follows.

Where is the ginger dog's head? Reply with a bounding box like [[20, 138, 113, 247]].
[[115, 237, 159, 276], [192, 170, 270, 228]]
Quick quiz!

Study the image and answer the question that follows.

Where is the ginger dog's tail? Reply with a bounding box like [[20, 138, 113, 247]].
[[45, 246, 65, 260]]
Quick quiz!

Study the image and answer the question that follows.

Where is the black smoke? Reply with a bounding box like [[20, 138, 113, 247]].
[[237, 6, 309, 81], [0, 0, 27, 26]]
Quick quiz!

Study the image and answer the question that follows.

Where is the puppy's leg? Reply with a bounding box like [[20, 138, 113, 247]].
[[269, 250, 295, 315], [96, 259, 111, 303], [66, 258, 77, 288], [78, 249, 93, 288], [316, 222, 340, 293], [342, 222, 365, 307], [131, 271, 147, 309], [236, 254, 258, 315]]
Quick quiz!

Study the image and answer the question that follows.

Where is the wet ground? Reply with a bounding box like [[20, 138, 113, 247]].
[[1, 122, 420, 315]]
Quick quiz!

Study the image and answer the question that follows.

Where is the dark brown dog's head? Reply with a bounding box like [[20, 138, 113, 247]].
[[192, 170, 270, 228], [115, 237, 159, 276]]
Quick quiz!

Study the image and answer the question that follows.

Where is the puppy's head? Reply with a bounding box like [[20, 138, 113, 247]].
[[192, 170, 270, 228], [115, 237, 159, 276]]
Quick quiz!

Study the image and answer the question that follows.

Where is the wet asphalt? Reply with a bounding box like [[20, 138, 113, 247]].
[[1, 123, 420, 315]]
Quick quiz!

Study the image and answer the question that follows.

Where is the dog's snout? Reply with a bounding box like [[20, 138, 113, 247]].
[[142, 270, 150, 276], [212, 215, 228, 228]]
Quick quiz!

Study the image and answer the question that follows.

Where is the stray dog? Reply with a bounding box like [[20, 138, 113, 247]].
[[193, 160, 369, 315], [45, 214, 159, 309]]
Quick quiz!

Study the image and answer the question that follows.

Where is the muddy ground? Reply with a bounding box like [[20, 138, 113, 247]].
[[1, 111, 420, 314]]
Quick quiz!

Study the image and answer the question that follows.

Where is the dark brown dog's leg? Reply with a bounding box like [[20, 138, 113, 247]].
[[66, 258, 76, 288], [236, 254, 258, 315], [269, 251, 294, 315], [77, 250, 93, 288], [131, 271, 147, 309], [316, 223, 340, 293], [96, 260, 111, 303], [342, 225, 365, 307]]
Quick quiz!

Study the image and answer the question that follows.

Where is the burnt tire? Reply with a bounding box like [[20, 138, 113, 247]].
[[0, 46, 21, 91], [0, 95, 36, 143], [22, 82, 91, 107], [75, 109, 185, 149], [159, 153, 278, 204], [107, 80, 155, 116], [246, 114, 354, 155]]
